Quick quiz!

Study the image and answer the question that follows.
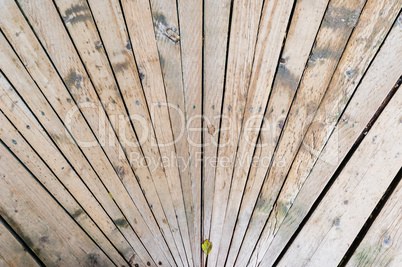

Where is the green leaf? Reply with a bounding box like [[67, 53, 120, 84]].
[[202, 239, 212, 256], [109, 193, 114, 199]]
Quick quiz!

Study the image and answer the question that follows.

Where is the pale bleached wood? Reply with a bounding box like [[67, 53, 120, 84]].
[[225, 0, 330, 263], [249, 1, 401, 265], [121, 0, 193, 265], [278, 85, 402, 266], [0, 143, 113, 266], [259, 18, 402, 265], [0, 219, 40, 267], [206, 0, 265, 265], [347, 178, 402, 267], [0, 2, 166, 264], [177, 0, 203, 265], [0, 75, 132, 266], [215, 1, 295, 265], [234, 0, 368, 263], [18, 0, 178, 264], [202, 0, 231, 250]]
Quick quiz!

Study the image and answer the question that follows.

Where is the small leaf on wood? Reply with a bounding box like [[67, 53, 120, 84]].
[[202, 239, 212, 256]]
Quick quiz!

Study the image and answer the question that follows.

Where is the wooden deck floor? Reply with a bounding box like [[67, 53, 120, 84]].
[[0, 0, 401, 266]]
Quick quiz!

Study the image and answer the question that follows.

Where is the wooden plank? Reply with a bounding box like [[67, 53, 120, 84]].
[[145, 0, 195, 264], [233, 0, 368, 263], [86, 0, 190, 265], [0, 219, 40, 267], [0, 34, 156, 265], [202, 0, 231, 250], [259, 17, 402, 266], [224, 0, 330, 263], [0, 4, 164, 264], [278, 83, 402, 266], [17, 0, 178, 264], [176, 0, 203, 265], [0, 75, 132, 266], [214, 0, 295, 265], [206, 0, 265, 265], [0, 143, 113, 266], [347, 178, 402, 267], [120, 2, 192, 264], [248, 1, 401, 265]]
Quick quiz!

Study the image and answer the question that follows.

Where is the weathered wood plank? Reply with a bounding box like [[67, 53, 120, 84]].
[[234, 0, 368, 263], [177, 0, 203, 265], [0, 75, 132, 266], [206, 0, 265, 265], [147, 0, 194, 264], [0, 3, 164, 263], [0, 219, 40, 267], [120, 2, 192, 264], [347, 177, 402, 267], [0, 143, 113, 266], [259, 17, 402, 265], [215, 0, 295, 265], [225, 0, 331, 263], [248, 1, 401, 265], [202, 0, 231, 250], [278, 83, 402, 266], [86, 0, 189, 265], [17, 0, 177, 264]]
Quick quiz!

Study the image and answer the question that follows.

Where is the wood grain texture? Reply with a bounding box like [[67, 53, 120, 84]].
[[0, 74, 131, 266], [202, 0, 232, 249], [0, 219, 40, 267], [215, 1, 295, 265], [347, 177, 402, 267], [0, 143, 113, 266], [225, 0, 331, 264], [207, 0, 265, 265], [177, 0, 203, 265], [0, 3, 160, 263], [260, 17, 402, 265], [120, 2, 192, 265], [278, 85, 402, 266], [234, 0, 368, 263], [249, 1, 401, 265]]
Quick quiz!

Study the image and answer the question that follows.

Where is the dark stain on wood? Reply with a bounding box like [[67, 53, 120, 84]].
[[71, 209, 84, 219], [63, 4, 92, 25], [276, 64, 299, 90], [114, 218, 130, 228], [152, 12, 180, 43], [208, 124, 216, 135], [114, 61, 130, 72], [322, 6, 360, 29], [65, 70, 83, 89]]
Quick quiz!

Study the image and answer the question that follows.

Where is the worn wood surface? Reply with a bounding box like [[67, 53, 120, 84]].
[[0, 142, 113, 266], [347, 176, 402, 267], [0, 219, 40, 267], [0, 0, 400, 265]]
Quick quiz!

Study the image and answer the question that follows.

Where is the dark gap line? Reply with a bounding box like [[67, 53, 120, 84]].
[[273, 75, 401, 266], [0, 215, 45, 266]]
